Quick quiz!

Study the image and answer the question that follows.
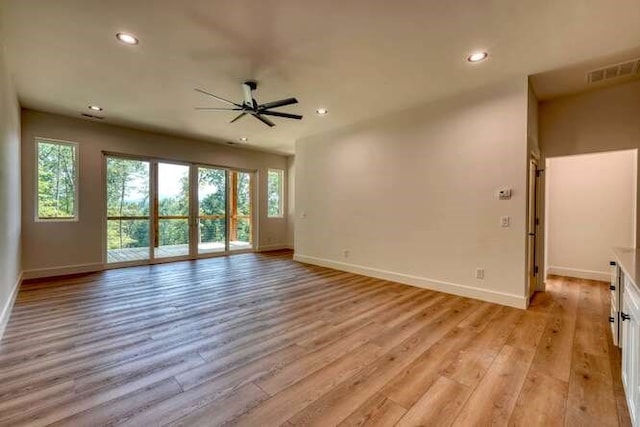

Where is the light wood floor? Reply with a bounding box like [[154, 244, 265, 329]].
[[0, 251, 631, 426]]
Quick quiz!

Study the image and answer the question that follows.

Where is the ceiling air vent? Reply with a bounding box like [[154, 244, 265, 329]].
[[587, 59, 640, 84]]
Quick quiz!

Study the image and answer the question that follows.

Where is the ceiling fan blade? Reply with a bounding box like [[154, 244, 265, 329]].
[[260, 111, 303, 120], [195, 107, 242, 111], [258, 97, 298, 110], [194, 88, 242, 107], [251, 113, 276, 127], [230, 112, 247, 123]]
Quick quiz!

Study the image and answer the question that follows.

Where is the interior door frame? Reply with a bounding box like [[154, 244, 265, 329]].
[[527, 153, 543, 299], [102, 151, 258, 268]]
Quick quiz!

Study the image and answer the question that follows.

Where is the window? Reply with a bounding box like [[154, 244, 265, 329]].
[[36, 138, 78, 220], [267, 169, 284, 218]]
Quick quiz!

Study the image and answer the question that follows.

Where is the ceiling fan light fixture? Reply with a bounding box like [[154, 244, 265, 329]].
[[88, 105, 103, 111], [116, 32, 139, 45], [315, 108, 328, 115], [467, 51, 489, 63]]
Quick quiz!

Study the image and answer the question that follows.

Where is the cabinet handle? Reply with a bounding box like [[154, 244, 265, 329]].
[[610, 285, 616, 291], [609, 316, 615, 323], [621, 312, 631, 321]]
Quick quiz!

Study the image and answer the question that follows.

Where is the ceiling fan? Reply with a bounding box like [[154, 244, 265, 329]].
[[194, 81, 302, 127]]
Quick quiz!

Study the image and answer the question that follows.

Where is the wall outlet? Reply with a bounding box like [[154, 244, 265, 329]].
[[342, 250, 350, 258], [500, 216, 510, 227], [475, 268, 485, 279]]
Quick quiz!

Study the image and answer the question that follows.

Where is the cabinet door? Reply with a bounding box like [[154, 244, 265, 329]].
[[612, 302, 619, 347], [622, 285, 640, 426]]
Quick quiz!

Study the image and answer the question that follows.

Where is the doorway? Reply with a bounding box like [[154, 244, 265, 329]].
[[105, 154, 255, 266], [544, 149, 637, 282]]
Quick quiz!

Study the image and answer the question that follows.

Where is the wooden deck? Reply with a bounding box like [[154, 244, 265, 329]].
[[107, 241, 252, 263], [0, 252, 631, 426]]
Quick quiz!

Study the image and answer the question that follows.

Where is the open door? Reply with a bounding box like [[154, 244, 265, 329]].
[[527, 157, 540, 299]]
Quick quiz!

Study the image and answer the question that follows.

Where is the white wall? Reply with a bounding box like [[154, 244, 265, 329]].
[[295, 77, 530, 308], [21, 110, 290, 278], [540, 79, 640, 245], [0, 39, 22, 338], [545, 150, 636, 281], [286, 155, 295, 249]]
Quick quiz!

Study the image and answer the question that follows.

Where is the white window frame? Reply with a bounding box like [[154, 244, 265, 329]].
[[35, 137, 79, 222], [267, 168, 284, 218]]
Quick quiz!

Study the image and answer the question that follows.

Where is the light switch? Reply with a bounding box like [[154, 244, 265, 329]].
[[500, 216, 510, 227]]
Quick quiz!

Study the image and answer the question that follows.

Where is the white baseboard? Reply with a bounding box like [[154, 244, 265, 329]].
[[256, 243, 292, 252], [546, 266, 610, 282], [0, 271, 22, 341], [22, 263, 104, 280], [293, 254, 527, 309]]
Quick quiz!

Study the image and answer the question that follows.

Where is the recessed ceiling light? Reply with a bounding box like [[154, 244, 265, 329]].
[[467, 51, 489, 63], [315, 108, 328, 115], [239, 137, 248, 142], [116, 32, 139, 45], [88, 105, 103, 111]]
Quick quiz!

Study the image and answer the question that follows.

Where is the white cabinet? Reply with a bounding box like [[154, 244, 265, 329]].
[[622, 280, 640, 426]]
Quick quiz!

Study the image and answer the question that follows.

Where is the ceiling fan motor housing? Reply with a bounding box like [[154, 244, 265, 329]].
[[244, 81, 257, 91]]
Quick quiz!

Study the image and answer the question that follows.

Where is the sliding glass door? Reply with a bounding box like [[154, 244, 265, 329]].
[[106, 157, 151, 264], [105, 154, 254, 265], [155, 162, 190, 259], [197, 167, 227, 255], [229, 171, 253, 251]]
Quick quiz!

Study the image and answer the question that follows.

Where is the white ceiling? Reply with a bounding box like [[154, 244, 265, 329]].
[[3, 0, 640, 154]]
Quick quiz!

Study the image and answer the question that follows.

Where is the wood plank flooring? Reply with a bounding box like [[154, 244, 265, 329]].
[[0, 251, 631, 426]]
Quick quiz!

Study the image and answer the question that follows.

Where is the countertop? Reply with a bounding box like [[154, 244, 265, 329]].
[[613, 247, 640, 291]]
